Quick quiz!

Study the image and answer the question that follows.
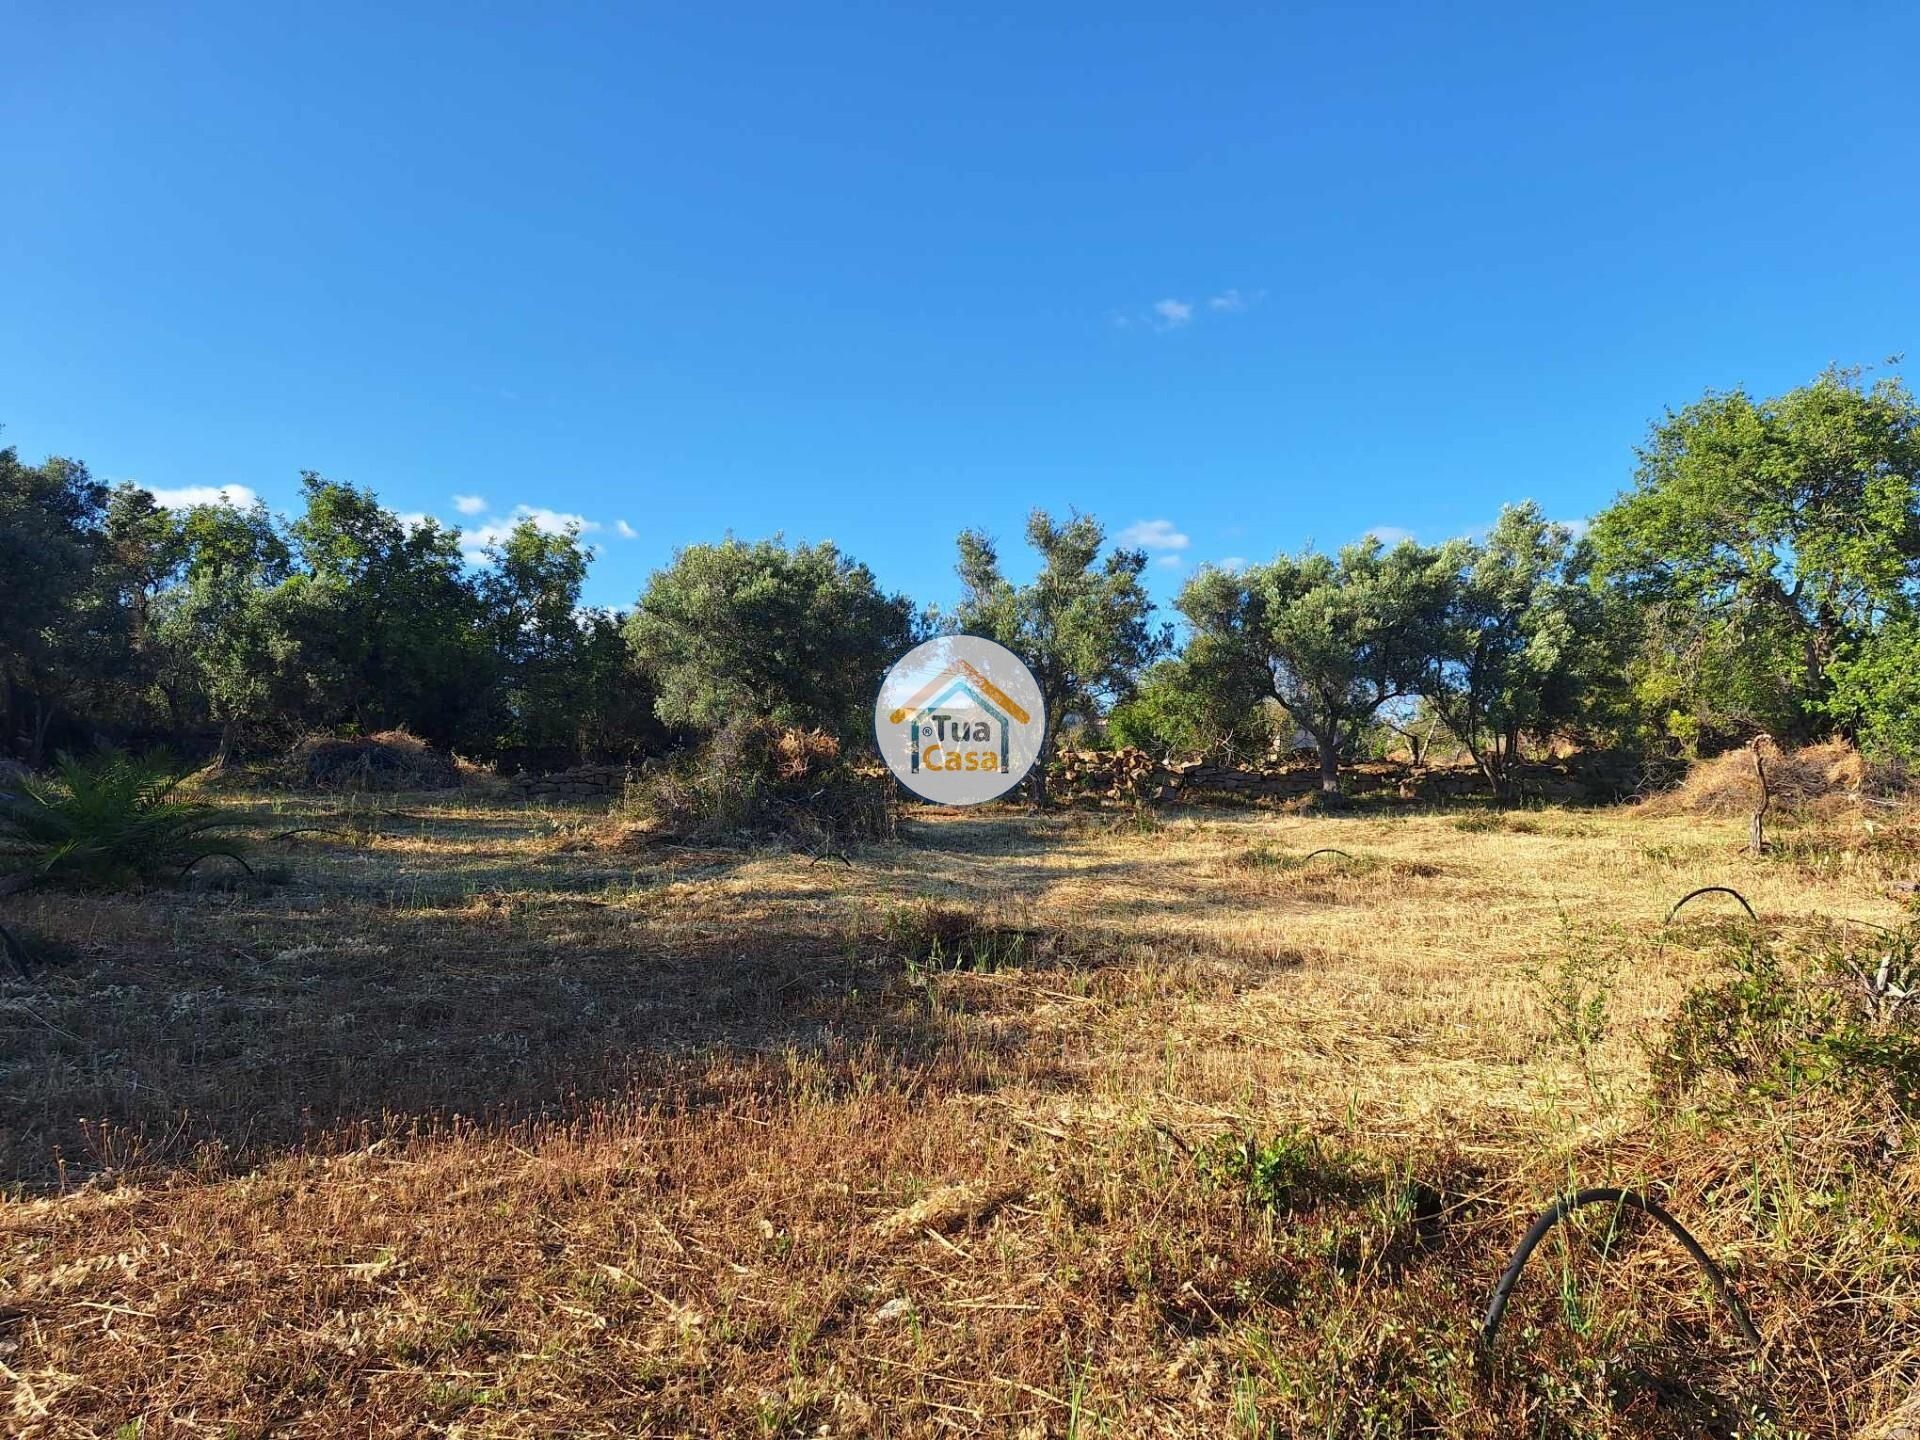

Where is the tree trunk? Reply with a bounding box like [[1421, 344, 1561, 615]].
[[1748, 736, 1771, 856], [1315, 729, 1341, 796], [1025, 720, 1052, 807], [27, 697, 53, 769], [1493, 730, 1522, 803]]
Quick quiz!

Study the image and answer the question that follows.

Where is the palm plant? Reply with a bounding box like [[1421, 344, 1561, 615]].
[[0, 749, 251, 890]]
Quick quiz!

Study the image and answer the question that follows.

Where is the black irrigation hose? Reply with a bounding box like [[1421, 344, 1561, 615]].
[[1301, 847, 1353, 863], [179, 849, 255, 879], [1481, 1187, 1763, 1353], [1665, 885, 1758, 926]]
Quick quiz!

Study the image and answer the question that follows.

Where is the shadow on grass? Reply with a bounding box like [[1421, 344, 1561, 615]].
[[0, 853, 1103, 1190]]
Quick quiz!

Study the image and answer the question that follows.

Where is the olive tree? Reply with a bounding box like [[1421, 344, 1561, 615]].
[[1180, 539, 1447, 797], [1419, 503, 1612, 798], [1589, 366, 1920, 750], [625, 536, 916, 742], [951, 510, 1167, 801]]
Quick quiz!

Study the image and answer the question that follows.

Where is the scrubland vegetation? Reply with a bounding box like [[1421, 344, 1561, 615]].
[[2, 765, 1918, 1435], [5, 364, 1920, 1434], [7, 365, 1920, 798]]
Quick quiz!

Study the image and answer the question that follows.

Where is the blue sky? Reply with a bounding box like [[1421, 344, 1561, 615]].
[[5, 2, 1917, 612]]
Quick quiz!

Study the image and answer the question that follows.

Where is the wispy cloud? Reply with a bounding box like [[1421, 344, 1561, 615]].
[[615, 519, 638, 539], [452, 494, 488, 516], [1154, 554, 1182, 569], [396, 511, 433, 531], [146, 484, 258, 510], [1121, 288, 1264, 332], [1217, 556, 1249, 573], [1151, 298, 1193, 330], [1117, 518, 1191, 552], [1365, 525, 1416, 546]]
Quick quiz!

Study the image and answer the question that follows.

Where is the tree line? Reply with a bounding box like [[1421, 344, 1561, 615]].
[[3, 364, 1917, 796]]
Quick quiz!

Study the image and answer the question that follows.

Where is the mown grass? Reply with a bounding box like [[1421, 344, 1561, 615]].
[[1, 790, 1916, 1435]]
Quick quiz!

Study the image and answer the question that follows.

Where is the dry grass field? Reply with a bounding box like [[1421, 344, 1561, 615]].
[[2, 786, 1917, 1436]]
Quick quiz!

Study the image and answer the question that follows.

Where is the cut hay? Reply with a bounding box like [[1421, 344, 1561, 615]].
[[287, 728, 460, 792], [1640, 738, 1892, 817]]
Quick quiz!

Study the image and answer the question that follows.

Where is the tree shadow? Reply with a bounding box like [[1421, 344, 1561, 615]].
[[0, 865, 1081, 1189]]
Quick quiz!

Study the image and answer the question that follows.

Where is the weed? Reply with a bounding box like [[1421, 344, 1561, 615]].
[[1197, 1129, 1351, 1211], [878, 901, 1042, 974], [1451, 811, 1540, 835], [1528, 923, 1620, 1070]]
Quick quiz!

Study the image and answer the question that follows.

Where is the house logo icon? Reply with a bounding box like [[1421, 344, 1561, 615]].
[[874, 637, 1045, 805]]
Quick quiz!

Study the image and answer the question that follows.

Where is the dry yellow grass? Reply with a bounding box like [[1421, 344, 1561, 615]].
[[1, 791, 1915, 1435]]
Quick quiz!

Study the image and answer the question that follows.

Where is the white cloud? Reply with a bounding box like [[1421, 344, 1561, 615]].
[[459, 519, 517, 552], [1558, 516, 1592, 539], [1151, 298, 1193, 329], [396, 511, 433, 531], [1217, 556, 1249, 573], [615, 519, 638, 539], [1154, 554, 1182, 569], [459, 504, 601, 560], [1117, 518, 1191, 552], [518, 505, 598, 535], [1365, 525, 1416, 546], [146, 484, 258, 510], [1123, 289, 1263, 331], [453, 494, 488, 515], [1208, 287, 1266, 313]]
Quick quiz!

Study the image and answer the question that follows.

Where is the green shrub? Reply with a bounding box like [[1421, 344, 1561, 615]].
[[0, 749, 252, 889], [1528, 922, 1620, 1065], [1654, 928, 1920, 1113]]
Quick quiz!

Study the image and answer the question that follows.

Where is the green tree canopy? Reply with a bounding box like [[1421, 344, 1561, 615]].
[[475, 520, 660, 764], [1589, 366, 1920, 750], [277, 473, 488, 744], [625, 536, 916, 741], [1107, 644, 1276, 761], [951, 511, 1167, 799], [0, 448, 119, 761], [145, 500, 292, 748], [1181, 539, 1447, 796], [1419, 503, 1615, 797]]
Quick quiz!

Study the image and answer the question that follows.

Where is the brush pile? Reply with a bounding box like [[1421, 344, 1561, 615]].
[[1642, 738, 1913, 817], [287, 728, 460, 792], [621, 716, 895, 849]]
